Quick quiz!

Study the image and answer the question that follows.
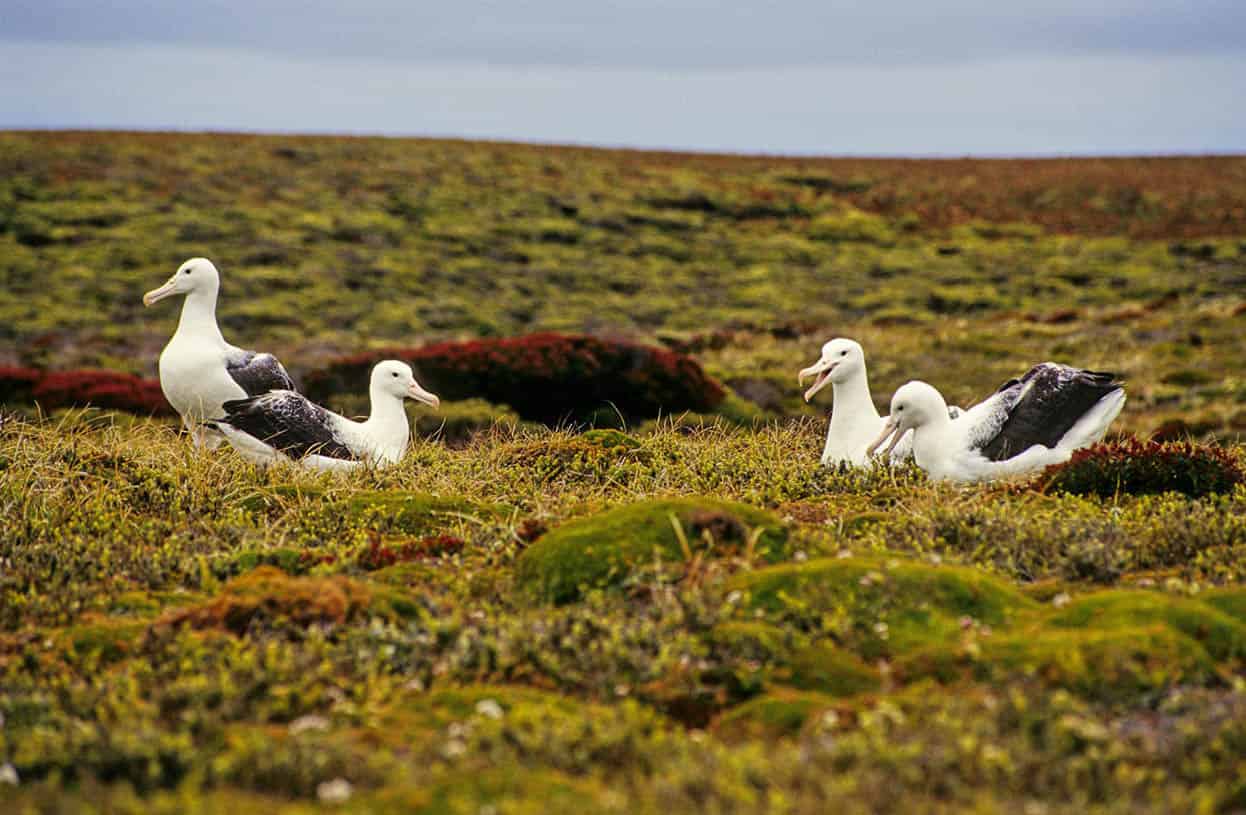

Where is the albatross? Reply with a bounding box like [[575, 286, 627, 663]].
[[867, 363, 1126, 482], [205, 360, 440, 471], [143, 258, 296, 447], [799, 338, 961, 466]]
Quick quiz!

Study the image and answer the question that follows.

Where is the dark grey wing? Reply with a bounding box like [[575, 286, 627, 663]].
[[978, 363, 1123, 461], [225, 349, 297, 396], [216, 391, 356, 460]]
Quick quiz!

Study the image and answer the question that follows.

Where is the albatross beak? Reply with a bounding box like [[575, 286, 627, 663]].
[[143, 279, 177, 307], [799, 359, 837, 402], [866, 417, 902, 458], [407, 382, 440, 409]]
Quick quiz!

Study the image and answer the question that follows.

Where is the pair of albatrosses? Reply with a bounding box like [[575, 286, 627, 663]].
[[144, 258, 439, 470], [800, 338, 1125, 482]]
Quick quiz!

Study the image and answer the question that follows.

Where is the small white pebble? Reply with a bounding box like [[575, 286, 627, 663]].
[[794, 550, 808, 562], [0, 763, 18, 785], [443, 739, 467, 758], [725, 590, 743, 605], [614, 684, 631, 697], [475, 699, 504, 720], [1052, 593, 1071, 608], [288, 714, 330, 735], [316, 778, 353, 803], [837, 549, 852, 559]]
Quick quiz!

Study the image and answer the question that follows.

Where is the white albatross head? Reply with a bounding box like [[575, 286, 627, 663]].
[[798, 338, 866, 402], [866, 381, 949, 457], [143, 257, 221, 306], [371, 360, 440, 408]]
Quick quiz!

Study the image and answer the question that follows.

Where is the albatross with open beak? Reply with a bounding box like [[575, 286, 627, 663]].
[[799, 337, 960, 466], [144, 257, 296, 448]]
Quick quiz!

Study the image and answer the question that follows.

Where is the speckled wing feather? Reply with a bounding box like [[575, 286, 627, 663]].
[[224, 348, 297, 396], [217, 391, 355, 461], [978, 363, 1122, 461]]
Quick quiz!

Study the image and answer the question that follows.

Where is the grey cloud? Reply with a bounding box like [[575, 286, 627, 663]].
[[2, 42, 1242, 154], [4, 1, 1246, 69]]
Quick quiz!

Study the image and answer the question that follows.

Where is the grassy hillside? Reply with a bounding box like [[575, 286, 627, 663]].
[[2, 132, 1246, 812], [2, 132, 1245, 439]]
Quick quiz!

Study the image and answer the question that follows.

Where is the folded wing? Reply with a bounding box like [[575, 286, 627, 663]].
[[216, 391, 355, 461], [224, 348, 297, 396]]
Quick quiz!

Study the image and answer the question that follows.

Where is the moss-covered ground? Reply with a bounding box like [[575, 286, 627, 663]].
[[2, 417, 1245, 812], [2, 132, 1246, 811]]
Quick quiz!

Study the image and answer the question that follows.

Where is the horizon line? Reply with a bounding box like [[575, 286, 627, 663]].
[[6, 125, 1245, 162]]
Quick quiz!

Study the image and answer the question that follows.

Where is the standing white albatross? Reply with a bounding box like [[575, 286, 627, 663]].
[[205, 360, 440, 471], [143, 258, 296, 447], [867, 363, 1126, 482], [799, 338, 961, 466]]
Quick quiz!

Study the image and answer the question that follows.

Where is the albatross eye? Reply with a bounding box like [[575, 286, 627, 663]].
[[840, 350, 848, 356], [896, 405, 904, 411], [391, 372, 399, 377]]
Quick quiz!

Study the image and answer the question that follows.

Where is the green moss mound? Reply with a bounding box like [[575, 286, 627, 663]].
[[515, 498, 789, 603], [777, 644, 881, 696], [1203, 587, 1246, 624], [726, 556, 1035, 658], [714, 688, 841, 742], [1045, 590, 1246, 661], [900, 625, 1215, 701]]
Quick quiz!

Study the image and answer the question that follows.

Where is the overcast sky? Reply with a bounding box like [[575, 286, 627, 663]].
[[3, 1, 1244, 154]]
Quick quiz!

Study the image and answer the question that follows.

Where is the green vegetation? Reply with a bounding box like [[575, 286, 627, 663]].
[[2, 132, 1245, 811], [2, 414, 1245, 811], [516, 497, 789, 602]]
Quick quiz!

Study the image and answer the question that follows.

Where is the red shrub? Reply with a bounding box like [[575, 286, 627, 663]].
[[1033, 437, 1244, 498], [305, 333, 725, 424], [29, 370, 175, 417]]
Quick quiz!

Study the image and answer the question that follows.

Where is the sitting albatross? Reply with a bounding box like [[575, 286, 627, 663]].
[[799, 338, 961, 466], [867, 363, 1125, 482], [143, 258, 296, 447], [205, 360, 439, 471]]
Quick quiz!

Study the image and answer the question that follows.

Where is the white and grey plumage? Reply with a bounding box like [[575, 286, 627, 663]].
[[206, 360, 439, 471], [799, 338, 961, 467], [868, 363, 1126, 482], [144, 258, 296, 447]]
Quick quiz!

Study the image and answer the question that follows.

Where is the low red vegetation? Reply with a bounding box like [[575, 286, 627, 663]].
[[159, 567, 372, 635], [357, 534, 466, 570], [1, 367, 174, 417], [35, 371, 173, 417], [305, 332, 725, 424], [1034, 437, 1244, 498]]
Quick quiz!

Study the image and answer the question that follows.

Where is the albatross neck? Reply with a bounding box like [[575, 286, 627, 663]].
[[175, 286, 226, 345], [362, 388, 412, 455], [829, 369, 880, 431]]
